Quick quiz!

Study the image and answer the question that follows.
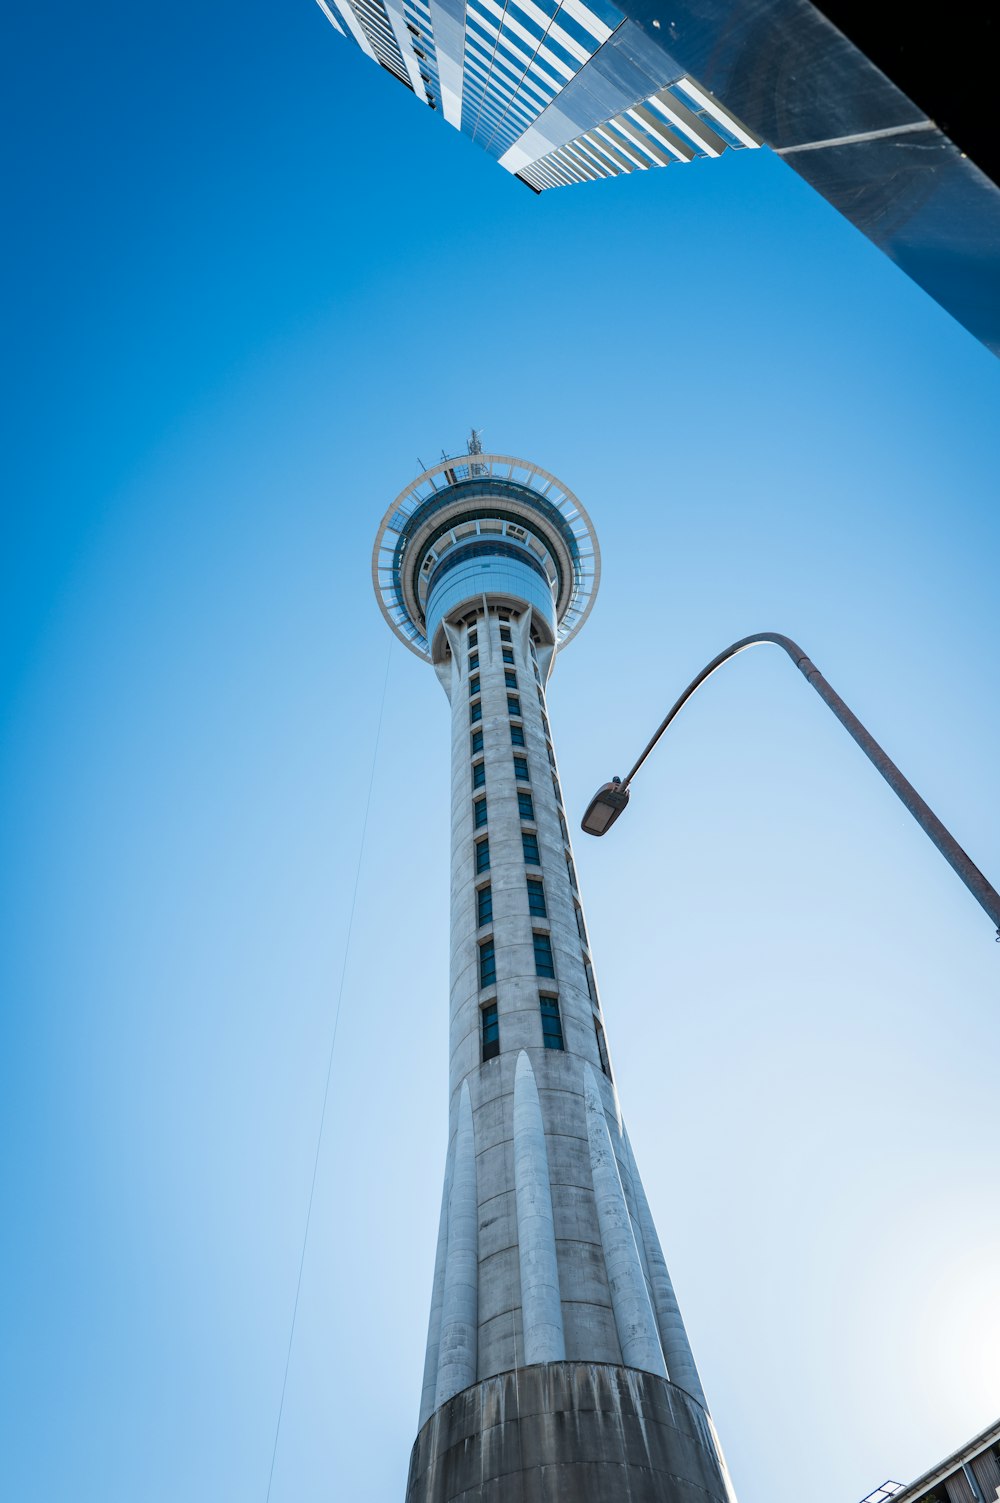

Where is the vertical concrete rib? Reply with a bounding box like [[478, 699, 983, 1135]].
[[583, 1064, 667, 1377], [418, 1151, 453, 1427], [512, 1051, 566, 1365], [434, 1081, 478, 1407], [625, 1129, 709, 1409]]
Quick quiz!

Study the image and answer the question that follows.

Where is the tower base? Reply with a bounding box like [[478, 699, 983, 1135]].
[[406, 1361, 734, 1502]]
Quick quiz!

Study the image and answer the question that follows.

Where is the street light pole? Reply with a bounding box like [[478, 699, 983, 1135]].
[[581, 632, 1000, 939]]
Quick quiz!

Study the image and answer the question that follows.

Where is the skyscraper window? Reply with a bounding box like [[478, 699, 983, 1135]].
[[533, 931, 555, 978], [513, 756, 529, 781], [526, 877, 546, 917], [477, 884, 493, 926], [508, 696, 521, 716], [481, 1001, 499, 1062], [479, 937, 496, 988], [511, 723, 525, 747], [471, 729, 484, 754], [472, 761, 486, 788], [517, 790, 534, 821], [522, 830, 540, 865], [474, 797, 488, 828], [539, 996, 564, 1050], [476, 838, 490, 873]]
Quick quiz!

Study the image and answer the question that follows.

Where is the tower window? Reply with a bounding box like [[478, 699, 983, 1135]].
[[479, 937, 496, 989], [566, 854, 577, 888], [511, 723, 525, 747], [473, 797, 488, 828], [594, 1016, 610, 1076], [471, 729, 484, 755], [585, 962, 598, 1005], [513, 755, 529, 781], [470, 675, 480, 696], [522, 830, 540, 865], [469, 652, 479, 671], [574, 903, 587, 945], [533, 931, 555, 978], [469, 630, 478, 648], [552, 775, 562, 805], [507, 696, 521, 716], [477, 884, 493, 926], [540, 996, 564, 1051], [476, 838, 490, 873], [502, 648, 514, 665], [526, 877, 546, 917], [505, 671, 517, 689], [500, 626, 511, 642], [517, 790, 534, 821], [472, 760, 486, 789], [558, 813, 569, 843], [482, 1001, 499, 1062], [470, 701, 482, 724]]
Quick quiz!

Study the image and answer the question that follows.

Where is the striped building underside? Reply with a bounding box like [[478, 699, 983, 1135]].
[[315, 0, 759, 190]]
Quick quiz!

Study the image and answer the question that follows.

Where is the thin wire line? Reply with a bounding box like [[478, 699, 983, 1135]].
[[264, 642, 393, 1502]]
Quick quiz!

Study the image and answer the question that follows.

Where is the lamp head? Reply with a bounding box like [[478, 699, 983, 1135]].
[[581, 777, 630, 837]]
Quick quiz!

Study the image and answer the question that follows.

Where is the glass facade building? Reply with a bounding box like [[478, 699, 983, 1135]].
[[318, 0, 1000, 355]]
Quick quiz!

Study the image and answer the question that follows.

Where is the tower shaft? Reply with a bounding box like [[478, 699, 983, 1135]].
[[372, 453, 734, 1502]]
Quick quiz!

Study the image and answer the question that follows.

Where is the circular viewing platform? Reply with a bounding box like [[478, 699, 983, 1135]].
[[372, 453, 601, 660]]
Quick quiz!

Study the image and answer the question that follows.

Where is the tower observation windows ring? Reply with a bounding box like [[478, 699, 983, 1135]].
[[371, 453, 601, 662]]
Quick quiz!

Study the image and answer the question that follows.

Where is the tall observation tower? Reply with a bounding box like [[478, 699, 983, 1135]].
[[372, 441, 735, 1503]]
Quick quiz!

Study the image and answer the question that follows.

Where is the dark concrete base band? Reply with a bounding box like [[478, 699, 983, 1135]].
[[406, 1361, 734, 1503]]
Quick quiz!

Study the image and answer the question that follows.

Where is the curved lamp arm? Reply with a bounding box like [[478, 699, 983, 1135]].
[[583, 632, 1000, 938]]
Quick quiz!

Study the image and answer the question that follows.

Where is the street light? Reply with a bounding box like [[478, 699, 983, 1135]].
[[581, 632, 1000, 939]]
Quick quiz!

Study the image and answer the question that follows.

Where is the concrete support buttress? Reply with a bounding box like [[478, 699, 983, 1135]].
[[625, 1129, 709, 1410], [434, 1081, 478, 1407], [418, 1153, 453, 1428], [583, 1065, 667, 1377], [512, 1051, 566, 1365]]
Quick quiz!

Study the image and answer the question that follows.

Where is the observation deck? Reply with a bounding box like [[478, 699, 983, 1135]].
[[371, 452, 600, 661]]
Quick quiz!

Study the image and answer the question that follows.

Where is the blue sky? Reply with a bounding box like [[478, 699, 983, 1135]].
[[4, 3, 999, 1501]]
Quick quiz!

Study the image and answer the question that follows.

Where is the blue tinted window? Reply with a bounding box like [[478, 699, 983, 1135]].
[[479, 938, 496, 989], [470, 701, 482, 724], [482, 1001, 499, 1061], [476, 839, 490, 873], [502, 648, 514, 664], [505, 671, 517, 689], [474, 797, 488, 828], [522, 830, 540, 865], [526, 878, 546, 917], [470, 675, 480, 696], [507, 696, 521, 716], [473, 761, 486, 789], [517, 791, 534, 820], [513, 756, 529, 781], [533, 931, 554, 978], [471, 729, 484, 754], [540, 995, 564, 1050], [511, 723, 525, 747], [477, 884, 493, 926], [469, 652, 479, 670]]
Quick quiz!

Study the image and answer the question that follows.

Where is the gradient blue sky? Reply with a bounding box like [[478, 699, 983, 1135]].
[[4, 4, 999, 1501]]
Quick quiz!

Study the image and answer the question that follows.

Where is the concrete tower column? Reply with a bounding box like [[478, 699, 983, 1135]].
[[372, 448, 736, 1503]]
